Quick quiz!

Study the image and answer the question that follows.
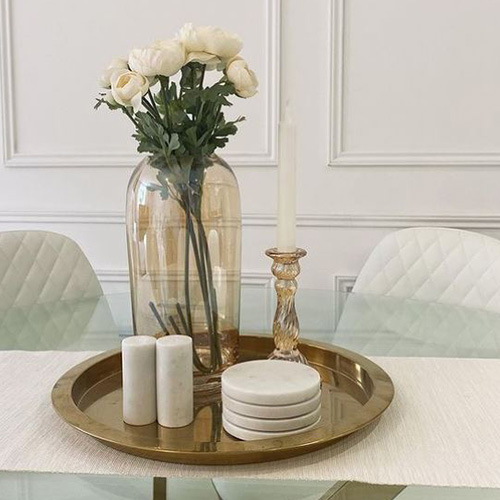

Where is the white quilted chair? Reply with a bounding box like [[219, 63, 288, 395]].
[[0, 230, 102, 309], [335, 228, 500, 358], [0, 231, 111, 350], [353, 227, 500, 312]]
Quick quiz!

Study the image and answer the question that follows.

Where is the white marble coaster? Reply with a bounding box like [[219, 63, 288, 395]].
[[223, 415, 322, 441], [222, 391, 321, 419], [223, 405, 322, 432], [221, 360, 321, 405]]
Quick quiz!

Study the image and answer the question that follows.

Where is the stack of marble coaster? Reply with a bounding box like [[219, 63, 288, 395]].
[[221, 359, 322, 441]]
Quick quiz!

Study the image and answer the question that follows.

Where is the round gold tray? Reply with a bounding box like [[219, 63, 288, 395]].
[[52, 335, 394, 465]]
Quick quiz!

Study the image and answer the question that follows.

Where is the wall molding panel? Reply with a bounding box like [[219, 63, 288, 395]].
[[0, 0, 280, 169], [328, 0, 345, 168], [4, 211, 500, 230], [2, 0, 500, 294], [327, 0, 500, 167], [334, 275, 356, 294], [333, 274, 357, 325], [0, 0, 14, 167], [96, 269, 272, 288]]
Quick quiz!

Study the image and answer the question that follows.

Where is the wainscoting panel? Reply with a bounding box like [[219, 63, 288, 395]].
[[2, 0, 500, 296], [1, 0, 278, 168], [329, 0, 500, 166]]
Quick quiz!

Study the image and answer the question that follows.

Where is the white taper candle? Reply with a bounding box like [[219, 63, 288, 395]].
[[122, 336, 157, 426], [277, 102, 297, 252], [156, 335, 194, 428]]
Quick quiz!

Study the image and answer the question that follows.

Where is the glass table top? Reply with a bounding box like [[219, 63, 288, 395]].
[[1, 472, 499, 500], [2, 286, 500, 498], [2, 286, 500, 358]]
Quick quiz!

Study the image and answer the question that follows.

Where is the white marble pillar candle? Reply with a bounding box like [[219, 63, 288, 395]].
[[156, 335, 193, 428], [277, 103, 297, 252], [122, 336, 157, 426]]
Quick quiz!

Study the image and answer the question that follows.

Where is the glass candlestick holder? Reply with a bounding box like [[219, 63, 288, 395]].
[[265, 247, 308, 364]]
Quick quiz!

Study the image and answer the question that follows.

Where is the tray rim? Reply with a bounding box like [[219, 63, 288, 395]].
[[51, 334, 395, 465]]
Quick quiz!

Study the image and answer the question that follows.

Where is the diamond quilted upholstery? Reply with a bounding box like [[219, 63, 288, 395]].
[[335, 293, 500, 358], [353, 227, 500, 313], [0, 231, 102, 311]]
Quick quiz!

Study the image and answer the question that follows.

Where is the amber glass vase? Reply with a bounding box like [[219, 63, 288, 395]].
[[126, 154, 241, 394]]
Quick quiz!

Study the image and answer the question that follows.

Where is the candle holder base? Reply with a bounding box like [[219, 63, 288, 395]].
[[265, 247, 307, 364], [268, 348, 308, 364]]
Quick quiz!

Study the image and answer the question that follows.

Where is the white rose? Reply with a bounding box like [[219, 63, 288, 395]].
[[186, 51, 222, 71], [177, 23, 205, 53], [199, 26, 242, 60], [111, 70, 149, 112], [98, 58, 128, 88], [129, 40, 185, 77], [226, 57, 258, 98], [178, 23, 243, 61]]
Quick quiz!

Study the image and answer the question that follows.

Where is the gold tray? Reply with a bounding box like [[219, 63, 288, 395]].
[[52, 335, 394, 465]]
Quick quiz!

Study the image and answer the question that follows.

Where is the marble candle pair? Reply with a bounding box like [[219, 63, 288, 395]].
[[122, 335, 193, 428]]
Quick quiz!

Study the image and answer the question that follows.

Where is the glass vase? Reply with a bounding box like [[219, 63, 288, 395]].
[[126, 154, 241, 394]]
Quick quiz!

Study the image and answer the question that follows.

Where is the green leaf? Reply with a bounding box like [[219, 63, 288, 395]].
[[168, 133, 180, 152], [94, 96, 122, 112], [94, 65, 251, 168]]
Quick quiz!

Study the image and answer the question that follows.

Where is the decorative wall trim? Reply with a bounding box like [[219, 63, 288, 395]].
[[0, 211, 126, 224], [4, 211, 500, 229], [327, 0, 500, 167], [333, 274, 356, 326], [334, 275, 356, 294], [328, 0, 345, 167], [329, 152, 500, 167], [0, 0, 279, 168], [0, 0, 14, 167], [3, 152, 278, 169], [96, 269, 272, 288]]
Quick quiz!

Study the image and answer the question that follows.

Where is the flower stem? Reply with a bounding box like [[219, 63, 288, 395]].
[[147, 89, 160, 117], [180, 217, 214, 373], [196, 218, 222, 366], [122, 106, 140, 128], [141, 97, 164, 125], [183, 191, 219, 371], [184, 225, 193, 336], [175, 302, 211, 373], [160, 77, 171, 129], [199, 65, 206, 89]]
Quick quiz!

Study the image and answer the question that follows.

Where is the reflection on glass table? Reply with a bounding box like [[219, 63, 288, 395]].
[[2, 288, 500, 499], [2, 287, 500, 358], [1, 472, 500, 500]]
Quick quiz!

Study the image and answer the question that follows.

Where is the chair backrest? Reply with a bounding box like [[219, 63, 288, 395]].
[[353, 227, 500, 313], [0, 231, 102, 309]]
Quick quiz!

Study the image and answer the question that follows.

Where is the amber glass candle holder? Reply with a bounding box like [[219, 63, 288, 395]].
[[265, 247, 307, 364]]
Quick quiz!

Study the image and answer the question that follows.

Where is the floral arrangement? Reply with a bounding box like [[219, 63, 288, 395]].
[[96, 25, 257, 376], [95, 23, 258, 169]]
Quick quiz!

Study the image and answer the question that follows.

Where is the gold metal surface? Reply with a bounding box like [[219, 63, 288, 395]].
[[323, 481, 405, 500], [265, 248, 308, 363], [152, 478, 167, 500], [51, 335, 394, 465]]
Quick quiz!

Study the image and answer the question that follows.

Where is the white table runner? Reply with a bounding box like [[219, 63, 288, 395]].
[[1, 350, 499, 487]]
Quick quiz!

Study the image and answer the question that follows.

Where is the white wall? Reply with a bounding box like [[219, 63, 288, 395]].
[[2, 0, 500, 294]]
